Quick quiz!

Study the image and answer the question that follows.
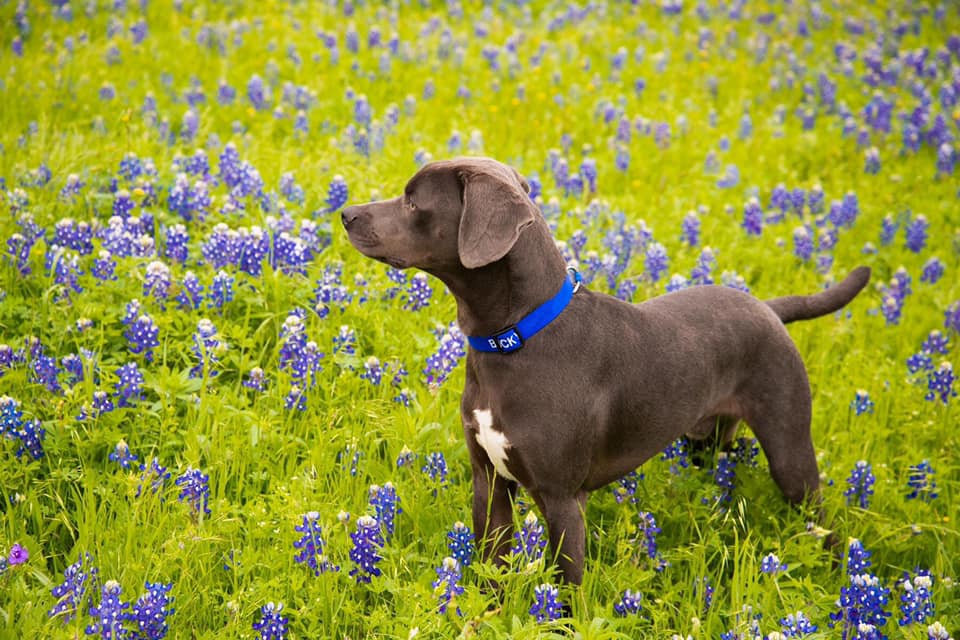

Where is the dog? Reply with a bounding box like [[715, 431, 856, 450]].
[[342, 156, 871, 584]]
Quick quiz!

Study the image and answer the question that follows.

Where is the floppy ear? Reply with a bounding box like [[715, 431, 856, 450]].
[[457, 169, 536, 269]]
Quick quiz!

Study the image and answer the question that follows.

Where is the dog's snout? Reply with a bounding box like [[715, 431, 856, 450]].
[[341, 205, 360, 229]]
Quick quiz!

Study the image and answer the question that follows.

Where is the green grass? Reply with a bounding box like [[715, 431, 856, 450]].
[[0, 1, 958, 638]]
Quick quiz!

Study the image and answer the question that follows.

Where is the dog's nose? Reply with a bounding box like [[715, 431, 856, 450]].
[[341, 206, 359, 229]]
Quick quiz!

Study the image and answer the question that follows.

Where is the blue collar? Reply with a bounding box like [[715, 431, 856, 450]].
[[467, 269, 582, 354]]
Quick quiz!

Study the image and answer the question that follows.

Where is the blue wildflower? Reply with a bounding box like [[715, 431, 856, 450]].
[[128, 581, 175, 640], [851, 389, 875, 416], [644, 242, 669, 283], [294, 512, 339, 576], [190, 319, 221, 379], [899, 570, 935, 626], [92, 251, 118, 282], [243, 367, 267, 392], [208, 271, 234, 310], [332, 325, 356, 355], [864, 147, 881, 174], [348, 515, 384, 584], [176, 272, 204, 311], [86, 580, 130, 639], [613, 589, 643, 617], [48, 553, 98, 625], [108, 440, 138, 469], [661, 438, 690, 475], [845, 460, 876, 509], [829, 572, 892, 638], [447, 522, 475, 567], [15, 418, 45, 460], [681, 212, 700, 247], [424, 323, 466, 389], [708, 451, 737, 506], [175, 466, 211, 517], [368, 482, 401, 540], [125, 313, 160, 363], [906, 460, 938, 501], [530, 583, 565, 623], [252, 602, 288, 640], [512, 511, 547, 565], [422, 452, 449, 492], [404, 272, 433, 311], [637, 511, 668, 571], [921, 258, 945, 285], [760, 552, 788, 575], [143, 260, 172, 305], [611, 470, 642, 503], [793, 227, 814, 261], [433, 557, 465, 615], [905, 215, 929, 253], [780, 611, 819, 636], [114, 362, 144, 407]]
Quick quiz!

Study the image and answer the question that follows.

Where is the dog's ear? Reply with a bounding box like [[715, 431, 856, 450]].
[[457, 166, 536, 269]]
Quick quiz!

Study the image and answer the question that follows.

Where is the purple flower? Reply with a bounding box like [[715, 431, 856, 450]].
[[424, 323, 465, 389], [15, 419, 45, 460], [760, 552, 787, 575], [512, 511, 547, 565], [864, 147, 881, 174], [243, 367, 267, 392], [529, 583, 565, 623], [644, 242, 669, 283], [906, 460, 938, 501], [742, 198, 763, 236], [637, 511, 668, 571], [447, 521, 475, 567], [845, 460, 876, 509], [136, 458, 171, 498], [175, 466, 211, 517], [360, 356, 383, 385], [176, 271, 204, 310], [433, 557, 465, 615], [611, 469, 642, 504], [905, 215, 929, 253], [190, 319, 221, 379], [921, 258, 945, 285], [404, 272, 433, 311], [925, 361, 956, 404], [293, 512, 339, 576], [348, 515, 384, 584], [661, 437, 690, 475], [690, 247, 717, 285], [613, 589, 643, 617], [708, 451, 737, 507], [793, 227, 814, 261], [946, 302, 960, 334], [681, 212, 700, 247], [899, 570, 935, 626], [164, 224, 189, 263], [936, 142, 956, 176], [322, 175, 349, 213], [422, 452, 449, 492], [92, 251, 118, 282], [829, 572, 892, 638], [780, 611, 818, 636], [8, 543, 28, 565], [252, 602, 288, 640], [143, 260, 172, 304]]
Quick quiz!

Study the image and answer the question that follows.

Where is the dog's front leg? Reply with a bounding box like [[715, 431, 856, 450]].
[[470, 463, 517, 568], [536, 490, 588, 585]]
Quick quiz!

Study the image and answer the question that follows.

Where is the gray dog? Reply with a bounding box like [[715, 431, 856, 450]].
[[342, 157, 870, 584]]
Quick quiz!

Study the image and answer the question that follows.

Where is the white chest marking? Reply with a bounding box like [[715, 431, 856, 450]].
[[473, 409, 518, 482]]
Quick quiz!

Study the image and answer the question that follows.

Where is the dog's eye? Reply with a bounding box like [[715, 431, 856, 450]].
[[407, 198, 417, 211]]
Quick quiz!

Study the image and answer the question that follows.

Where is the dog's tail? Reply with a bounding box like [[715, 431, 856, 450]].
[[765, 266, 871, 324]]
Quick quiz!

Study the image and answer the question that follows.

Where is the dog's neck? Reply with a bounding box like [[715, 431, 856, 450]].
[[430, 219, 569, 337]]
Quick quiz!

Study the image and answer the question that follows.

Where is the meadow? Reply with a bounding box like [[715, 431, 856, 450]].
[[0, 0, 958, 638]]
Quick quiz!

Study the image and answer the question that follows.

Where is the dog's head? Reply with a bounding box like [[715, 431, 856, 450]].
[[341, 157, 538, 271]]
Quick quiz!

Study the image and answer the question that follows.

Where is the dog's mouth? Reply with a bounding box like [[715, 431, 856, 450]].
[[345, 231, 408, 270]]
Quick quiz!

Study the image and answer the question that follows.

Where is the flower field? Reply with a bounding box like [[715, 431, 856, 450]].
[[1, 1, 959, 638]]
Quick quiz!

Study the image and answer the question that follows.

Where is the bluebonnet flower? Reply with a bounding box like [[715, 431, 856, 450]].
[[360, 356, 383, 386], [946, 302, 960, 335], [906, 461, 938, 501], [697, 576, 714, 614], [7, 544, 26, 567], [780, 611, 819, 636], [447, 522, 475, 567], [332, 325, 356, 355], [109, 440, 138, 469], [681, 212, 700, 247], [252, 602, 288, 640], [52, 218, 94, 254], [580, 158, 597, 193], [247, 74, 269, 110], [613, 589, 643, 617], [433, 557, 465, 615], [937, 143, 956, 176], [1, 395, 24, 438], [530, 584, 565, 623], [690, 247, 717, 285], [348, 515, 384, 583], [829, 572, 892, 638], [611, 470, 642, 503], [92, 251, 118, 282], [927, 622, 953, 640], [845, 461, 876, 509], [637, 511, 668, 571], [88, 391, 115, 418], [369, 483, 402, 540], [644, 242, 669, 283], [207, 271, 233, 311], [128, 582, 175, 640], [731, 437, 760, 467], [125, 313, 160, 362], [422, 452, 449, 492], [661, 438, 690, 475], [176, 272, 204, 310], [279, 172, 304, 205], [761, 553, 788, 575], [907, 352, 934, 375], [899, 570, 935, 626], [114, 189, 136, 218], [864, 147, 881, 174], [905, 215, 929, 253], [716, 164, 740, 188], [846, 539, 873, 576], [136, 457, 170, 499], [190, 319, 221, 379], [86, 580, 130, 639], [512, 511, 547, 565], [294, 512, 339, 576], [48, 553, 98, 625], [243, 367, 267, 392], [59, 174, 85, 201], [921, 258, 945, 285], [666, 274, 689, 292], [143, 260, 172, 305], [396, 446, 417, 468], [851, 390, 875, 416], [175, 466, 211, 518], [424, 323, 466, 389], [15, 418, 45, 460], [338, 444, 361, 477], [164, 224, 189, 263], [922, 331, 950, 355], [925, 362, 956, 404], [404, 272, 433, 311], [708, 451, 738, 507], [31, 352, 62, 394]]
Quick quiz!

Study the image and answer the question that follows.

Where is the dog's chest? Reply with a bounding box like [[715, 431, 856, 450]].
[[471, 409, 518, 482]]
